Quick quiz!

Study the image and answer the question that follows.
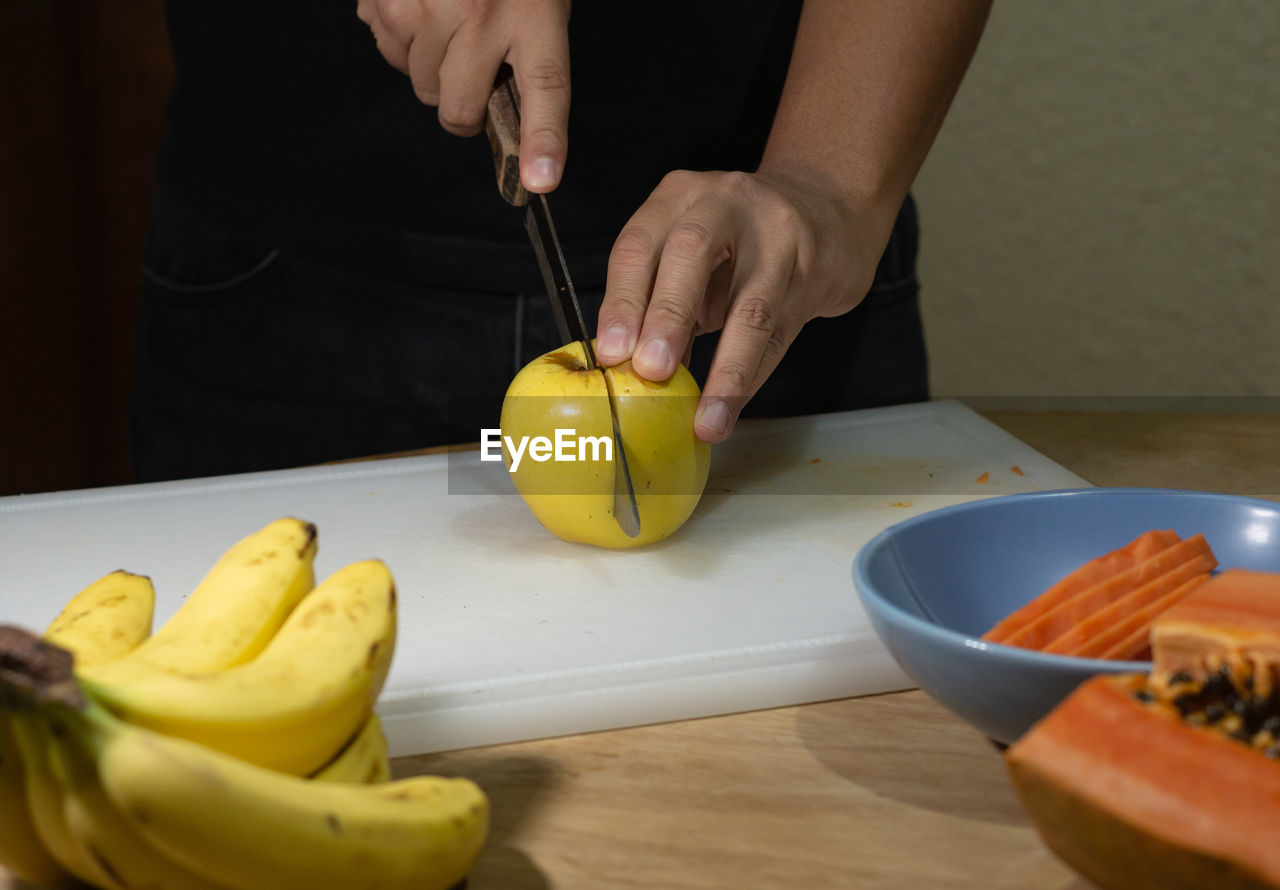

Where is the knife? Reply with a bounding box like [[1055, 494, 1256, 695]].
[[485, 67, 641, 539]]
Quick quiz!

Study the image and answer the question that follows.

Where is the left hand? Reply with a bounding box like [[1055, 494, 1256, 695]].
[[594, 166, 897, 444]]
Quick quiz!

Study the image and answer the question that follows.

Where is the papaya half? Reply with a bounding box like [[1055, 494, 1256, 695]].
[[1005, 569, 1280, 890]]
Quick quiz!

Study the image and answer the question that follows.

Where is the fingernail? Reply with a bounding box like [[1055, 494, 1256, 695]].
[[526, 156, 559, 190], [635, 338, 673, 376], [696, 400, 731, 437], [596, 324, 631, 361]]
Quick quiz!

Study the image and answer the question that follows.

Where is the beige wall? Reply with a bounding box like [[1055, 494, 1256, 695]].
[[914, 0, 1279, 408]]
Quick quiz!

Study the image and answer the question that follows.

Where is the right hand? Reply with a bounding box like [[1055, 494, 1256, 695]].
[[355, 0, 572, 193]]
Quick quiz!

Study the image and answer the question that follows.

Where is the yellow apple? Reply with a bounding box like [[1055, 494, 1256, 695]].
[[497, 340, 711, 548]]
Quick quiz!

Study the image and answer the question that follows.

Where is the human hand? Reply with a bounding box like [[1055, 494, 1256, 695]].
[[355, 0, 572, 192], [594, 167, 898, 444]]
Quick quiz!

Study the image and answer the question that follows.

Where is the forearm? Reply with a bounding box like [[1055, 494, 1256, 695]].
[[596, 1, 990, 438], [761, 0, 992, 227]]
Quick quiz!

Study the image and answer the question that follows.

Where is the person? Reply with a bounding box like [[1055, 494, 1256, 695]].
[[130, 0, 991, 482]]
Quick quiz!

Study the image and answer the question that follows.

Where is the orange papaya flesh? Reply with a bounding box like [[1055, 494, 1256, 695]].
[[1075, 571, 1213, 660], [999, 533, 1213, 652], [1152, 569, 1280, 698], [1007, 673, 1280, 890], [983, 529, 1181, 644], [1036, 538, 1217, 655]]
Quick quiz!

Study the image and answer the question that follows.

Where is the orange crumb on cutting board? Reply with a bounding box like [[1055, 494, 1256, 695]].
[[891, 501, 912, 508], [808, 457, 821, 464], [976, 471, 990, 484], [1011, 466, 1024, 476]]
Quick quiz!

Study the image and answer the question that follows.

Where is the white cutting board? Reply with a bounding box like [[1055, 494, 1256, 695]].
[[0, 400, 1088, 755]]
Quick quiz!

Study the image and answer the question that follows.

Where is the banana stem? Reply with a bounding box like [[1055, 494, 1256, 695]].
[[0, 625, 85, 711]]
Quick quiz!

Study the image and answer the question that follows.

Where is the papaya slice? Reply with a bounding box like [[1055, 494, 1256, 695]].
[[1090, 573, 1212, 661], [1152, 569, 1280, 698], [1001, 534, 1214, 652], [1007, 672, 1280, 890], [983, 529, 1180, 644], [1040, 540, 1216, 656], [1007, 570, 1280, 889]]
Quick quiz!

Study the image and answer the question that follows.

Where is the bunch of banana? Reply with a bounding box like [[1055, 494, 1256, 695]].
[[78, 554, 398, 776], [0, 567, 155, 888], [0, 518, 488, 890]]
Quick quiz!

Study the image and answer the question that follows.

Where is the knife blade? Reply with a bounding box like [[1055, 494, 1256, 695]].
[[485, 67, 641, 538], [523, 193, 593, 359]]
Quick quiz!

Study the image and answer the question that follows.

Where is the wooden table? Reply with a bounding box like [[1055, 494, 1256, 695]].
[[4, 411, 1279, 889]]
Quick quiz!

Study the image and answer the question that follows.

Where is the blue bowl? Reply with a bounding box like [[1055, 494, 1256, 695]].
[[854, 488, 1280, 745]]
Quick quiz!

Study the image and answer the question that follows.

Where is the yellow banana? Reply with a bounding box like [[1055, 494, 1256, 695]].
[[0, 571, 156, 887], [43, 569, 155, 669], [33, 703, 231, 890], [107, 516, 317, 673], [7, 708, 117, 889], [310, 711, 393, 785], [80, 559, 397, 775], [61, 700, 488, 890], [0, 713, 80, 888]]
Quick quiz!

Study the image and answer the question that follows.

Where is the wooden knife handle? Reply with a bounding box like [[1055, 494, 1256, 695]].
[[485, 65, 528, 207]]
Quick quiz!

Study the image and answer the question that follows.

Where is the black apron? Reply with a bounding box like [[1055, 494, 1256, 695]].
[[131, 0, 926, 481]]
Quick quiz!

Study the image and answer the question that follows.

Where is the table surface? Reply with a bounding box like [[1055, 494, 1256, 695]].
[[5, 409, 1279, 890]]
